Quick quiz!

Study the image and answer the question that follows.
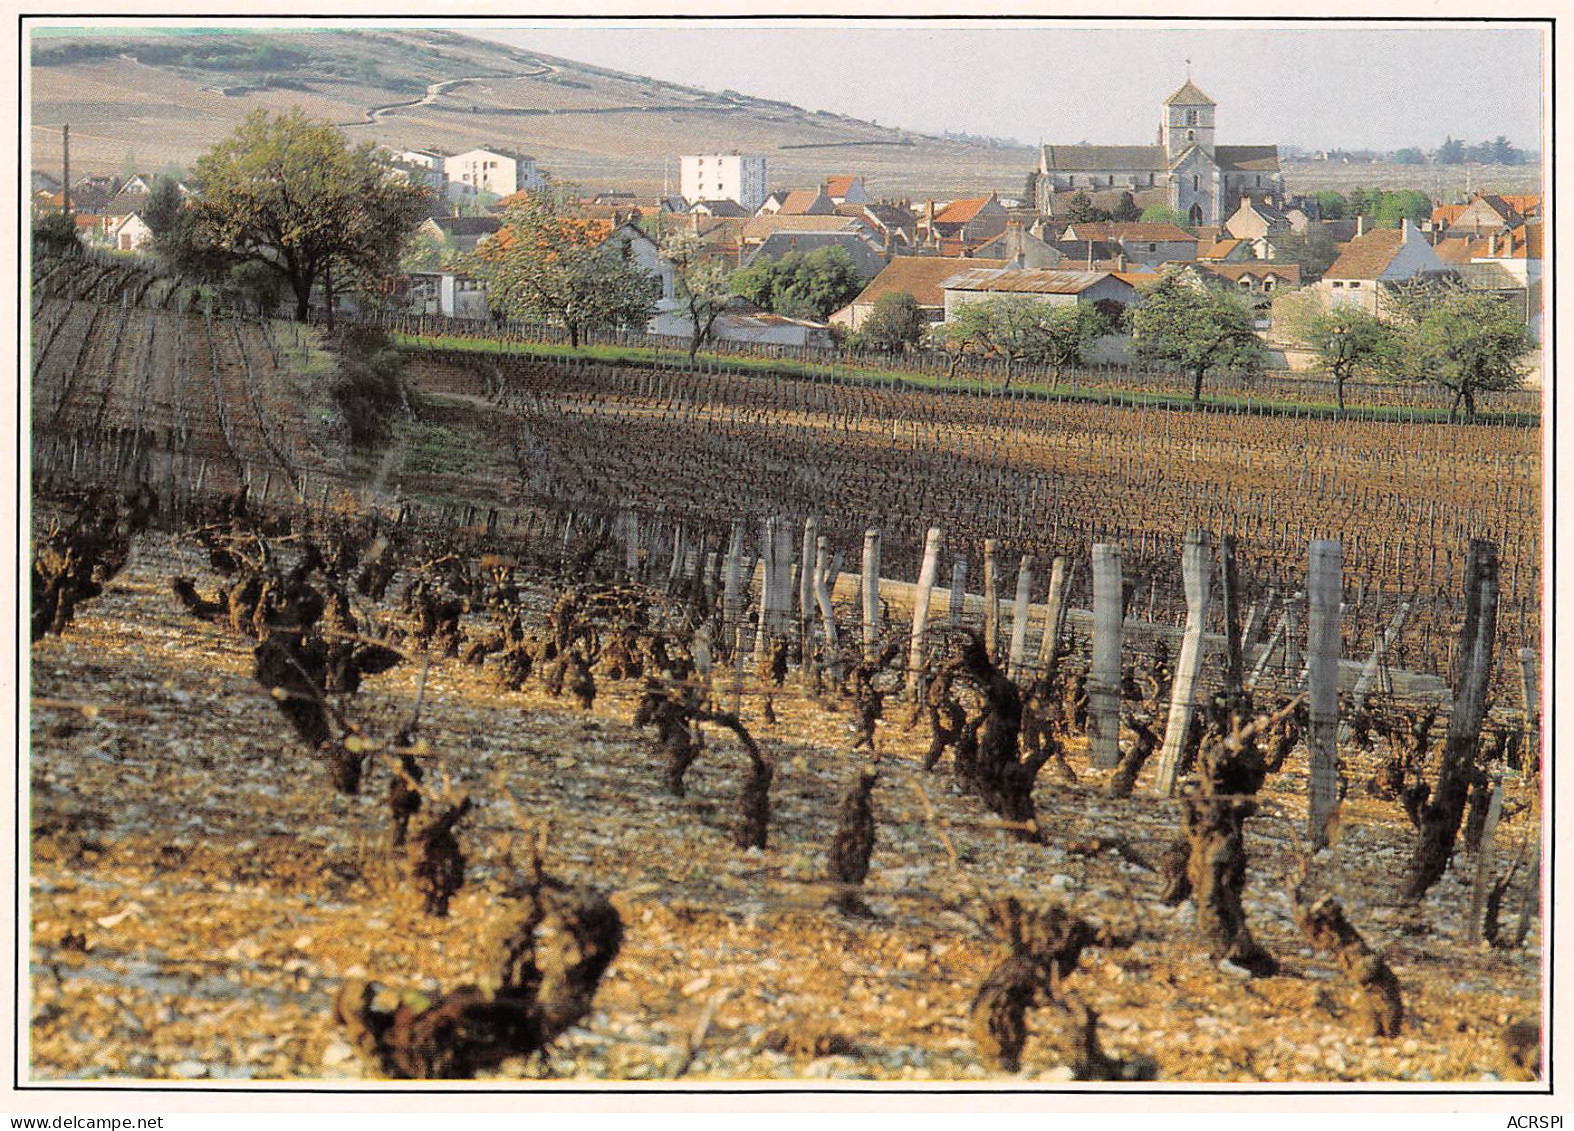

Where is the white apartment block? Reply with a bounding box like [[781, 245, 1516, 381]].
[[444, 148, 545, 199], [680, 154, 768, 213]]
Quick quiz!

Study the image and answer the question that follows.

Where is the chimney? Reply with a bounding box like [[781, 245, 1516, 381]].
[[1401, 217, 1411, 238], [1117, 252, 1127, 272], [1489, 232, 1499, 257], [1356, 215, 1366, 238]]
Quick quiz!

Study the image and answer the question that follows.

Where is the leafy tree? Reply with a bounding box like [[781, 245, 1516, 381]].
[[399, 227, 457, 274], [1313, 191, 1347, 220], [142, 176, 185, 237], [1435, 137, 1467, 165], [1347, 188, 1371, 218], [32, 211, 81, 257], [1268, 225, 1340, 280], [730, 246, 864, 322], [467, 187, 657, 347], [1302, 306, 1401, 413], [1066, 189, 1110, 225], [172, 107, 429, 321], [1392, 148, 1427, 165], [1388, 285, 1534, 421], [1372, 190, 1432, 229], [1139, 205, 1193, 230], [1111, 192, 1141, 223], [941, 298, 1103, 387], [850, 290, 926, 354], [1129, 271, 1266, 402], [227, 259, 286, 317], [661, 231, 733, 362], [1491, 135, 1521, 165]]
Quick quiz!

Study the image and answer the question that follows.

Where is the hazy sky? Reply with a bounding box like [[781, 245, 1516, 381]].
[[467, 22, 1545, 153]]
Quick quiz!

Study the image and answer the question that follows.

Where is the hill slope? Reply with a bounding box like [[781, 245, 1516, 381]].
[[29, 27, 1035, 199]]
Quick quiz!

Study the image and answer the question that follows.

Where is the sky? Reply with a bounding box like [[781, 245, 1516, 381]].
[[465, 21, 1545, 154]]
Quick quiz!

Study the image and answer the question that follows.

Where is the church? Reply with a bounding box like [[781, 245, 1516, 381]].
[[1031, 78, 1282, 226]]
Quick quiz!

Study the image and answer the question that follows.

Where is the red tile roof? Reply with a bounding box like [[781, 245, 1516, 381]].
[[1431, 203, 1468, 228], [848, 256, 1007, 308], [1323, 229, 1406, 280], [824, 175, 860, 198], [932, 196, 995, 225], [778, 189, 828, 215]]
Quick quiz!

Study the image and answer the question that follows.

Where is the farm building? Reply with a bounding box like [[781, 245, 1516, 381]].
[[831, 255, 1008, 331], [940, 266, 1136, 321]]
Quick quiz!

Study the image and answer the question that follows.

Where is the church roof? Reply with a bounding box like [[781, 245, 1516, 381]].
[[1216, 145, 1281, 172], [1164, 79, 1215, 106], [1040, 144, 1165, 172]]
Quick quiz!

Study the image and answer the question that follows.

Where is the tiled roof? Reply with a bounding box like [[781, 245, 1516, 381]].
[[941, 267, 1123, 295], [1476, 222, 1542, 260], [932, 196, 996, 225], [848, 256, 1007, 308], [1323, 229, 1406, 280], [825, 175, 860, 198], [1431, 237, 1481, 265], [1431, 203, 1468, 228], [778, 189, 826, 215], [1041, 145, 1165, 172], [1068, 221, 1198, 243], [1164, 79, 1215, 105], [1454, 261, 1523, 292], [691, 199, 751, 217], [739, 214, 867, 241], [1215, 146, 1281, 172], [1197, 237, 1245, 259], [1500, 195, 1540, 218]]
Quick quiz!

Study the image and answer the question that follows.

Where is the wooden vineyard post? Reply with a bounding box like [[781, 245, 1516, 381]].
[[1154, 531, 1212, 795], [982, 538, 1001, 661], [1466, 769, 1506, 944], [948, 554, 968, 628], [774, 521, 796, 639], [861, 528, 881, 663], [1088, 542, 1124, 770], [1520, 647, 1540, 750], [622, 510, 640, 582], [1007, 554, 1034, 682], [1036, 556, 1069, 680], [814, 535, 840, 683], [1339, 601, 1412, 744], [755, 517, 779, 657], [1404, 540, 1499, 901], [722, 519, 745, 647], [1306, 540, 1343, 851], [907, 527, 944, 700], [1218, 534, 1244, 692], [799, 517, 817, 669]]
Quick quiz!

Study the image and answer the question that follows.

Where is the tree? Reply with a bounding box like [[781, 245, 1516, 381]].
[[730, 246, 865, 322], [1435, 137, 1467, 165], [1139, 204, 1193, 230], [142, 176, 185, 237], [1313, 191, 1347, 220], [173, 108, 429, 321], [399, 227, 457, 274], [661, 231, 733, 362], [1372, 190, 1431, 229], [468, 187, 657, 347], [33, 211, 81, 257], [1268, 226, 1341, 281], [1392, 148, 1426, 165], [1491, 135, 1521, 166], [1303, 306, 1401, 413], [850, 290, 926, 354], [1111, 192, 1141, 223], [1129, 271, 1266, 402], [1067, 190, 1110, 225], [940, 298, 1103, 387], [1389, 285, 1533, 421]]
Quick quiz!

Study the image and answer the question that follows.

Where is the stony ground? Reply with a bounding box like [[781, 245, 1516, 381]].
[[27, 532, 1542, 1086]]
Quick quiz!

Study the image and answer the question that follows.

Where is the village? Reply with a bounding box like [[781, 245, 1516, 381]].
[[31, 77, 1542, 366]]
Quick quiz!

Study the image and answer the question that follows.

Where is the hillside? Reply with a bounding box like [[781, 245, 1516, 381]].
[[28, 28, 1036, 200]]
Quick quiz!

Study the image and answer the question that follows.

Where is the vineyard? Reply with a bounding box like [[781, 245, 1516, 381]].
[[26, 267, 1545, 1086]]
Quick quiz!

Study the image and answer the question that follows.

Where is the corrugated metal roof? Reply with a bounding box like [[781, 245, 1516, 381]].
[[940, 267, 1116, 295]]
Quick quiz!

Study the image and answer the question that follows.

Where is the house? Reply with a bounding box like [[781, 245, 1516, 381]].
[[1318, 218, 1447, 314], [1052, 239, 1127, 271], [680, 154, 768, 214], [602, 221, 676, 304], [742, 230, 886, 279], [32, 170, 60, 195], [1448, 193, 1525, 236], [940, 267, 1137, 322], [831, 255, 1008, 330], [1195, 261, 1301, 295], [444, 148, 543, 199], [689, 198, 752, 218], [1196, 235, 1252, 262], [836, 202, 918, 252], [417, 215, 502, 253], [1468, 221, 1542, 340], [1222, 199, 1292, 247], [824, 175, 870, 206], [108, 213, 155, 252], [1031, 78, 1282, 226], [654, 297, 833, 348], [404, 272, 490, 320], [971, 220, 1065, 268], [396, 148, 446, 172], [1060, 220, 1198, 266], [922, 193, 1009, 247], [757, 186, 836, 217]]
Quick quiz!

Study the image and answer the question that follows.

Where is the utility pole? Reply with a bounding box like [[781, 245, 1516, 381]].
[[62, 124, 71, 215]]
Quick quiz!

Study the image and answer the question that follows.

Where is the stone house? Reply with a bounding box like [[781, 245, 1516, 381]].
[[940, 266, 1137, 322], [1317, 219, 1447, 315]]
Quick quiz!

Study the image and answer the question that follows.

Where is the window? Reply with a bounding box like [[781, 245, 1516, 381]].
[[1186, 110, 1198, 125], [1256, 175, 1261, 187], [1350, 281, 1361, 289], [1193, 174, 1199, 191], [1332, 281, 1344, 288], [1188, 130, 1195, 142]]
